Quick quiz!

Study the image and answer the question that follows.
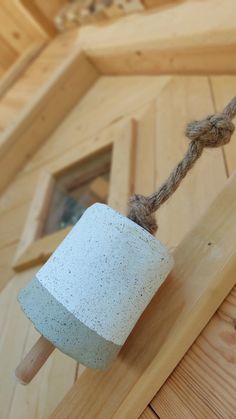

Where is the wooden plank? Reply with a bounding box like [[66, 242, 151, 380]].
[[0, 243, 18, 293], [0, 203, 29, 249], [210, 76, 236, 176], [0, 45, 98, 194], [0, 42, 46, 99], [14, 226, 71, 272], [134, 102, 156, 195], [22, 76, 170, 175], [151, 286, 236, 418], [0, 2, 47, 55], [50, 169, 236, 419], [0, 30, 80, 134], [20, 0, 59, 37], [13, 171, 55, 266], [139, 406, 158, 419], [0, 35, 18, 72], [35, 0, 67, 19], [155, 77, 226, 248], [150, 75, 236, 419], [108, 121, 136, 214], [142, 0, 180, 8], [79, 0, 236, 74]]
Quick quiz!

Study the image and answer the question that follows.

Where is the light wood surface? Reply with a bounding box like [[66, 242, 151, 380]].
[[20, 0, 64, 36], [0, 42, 45, 99], [151, 285, 236, 418], [139, 406, 158, 419], [0, 0, 48, 75], [79, 0, 236, 75], [150, 75, 236, 419], [13, 226, 72, 272], [13, 171, 55, 265], [0, 32, 98, 194], [0, 30, 79, 134], [134, 102, 156, 196]]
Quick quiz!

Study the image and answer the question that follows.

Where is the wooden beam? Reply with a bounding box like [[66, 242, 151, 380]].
[[134, 102, 156, 196], [20, 0, 59, 37], [51, 170, 236, 419], [0, 42, 46, 99], [142, 0, 180, 8], [0, 36, 98, 194], [13, 227, 71, 272], [13, 171, 55, 267], [79, 0, 236, 75], [0, 35, 18, 72]]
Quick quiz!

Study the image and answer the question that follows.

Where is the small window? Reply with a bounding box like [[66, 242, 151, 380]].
[[43, 148, 112, 236]]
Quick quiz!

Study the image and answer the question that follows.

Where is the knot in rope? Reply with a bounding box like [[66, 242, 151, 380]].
[[185, 113, 235, 149], [128, 194, 157, 235], [128, 96, 236, 235]]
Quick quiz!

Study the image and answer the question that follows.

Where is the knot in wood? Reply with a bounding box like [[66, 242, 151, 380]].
[[128, 194, 157, 235], [185, 113, 235, 149]]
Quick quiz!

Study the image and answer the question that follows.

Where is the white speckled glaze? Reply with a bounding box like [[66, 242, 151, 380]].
[[36, 203, 174, 345]]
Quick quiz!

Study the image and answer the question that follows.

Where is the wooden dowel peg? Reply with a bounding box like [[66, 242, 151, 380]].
[[15, 335, 55, 385]]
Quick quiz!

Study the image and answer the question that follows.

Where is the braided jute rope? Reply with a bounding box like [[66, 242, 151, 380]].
[[128, 96, 236, 235]]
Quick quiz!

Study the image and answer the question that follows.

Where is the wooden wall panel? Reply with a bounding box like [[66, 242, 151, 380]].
[[0, 0, 48, 76], [150, 75, 236, 419], [79, 0, 236, 75]]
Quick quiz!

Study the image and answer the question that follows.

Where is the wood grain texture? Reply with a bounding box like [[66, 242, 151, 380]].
[[150, 74, 236, 419], [0, 0, 47, 75], [21, 76, 170, 174], [20, 0, 60, 36], [155, 76, 226, 248], [50, 166, 236, 418], [14, 226, 71, 272], [0, 42, 45, 99], [0, 35, 18, 72], [79, 0, 236, 75], [151, 286, 236, 418], [139, 406, 158, 419], [0, 268, 76, 419], [13, 171, 55, 265], [210, 76, 236, 176], [0, 44, 98, 194], [108, 120, 136, 214], [134, 102, 156, 196], [0, 29, 79, 134]]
